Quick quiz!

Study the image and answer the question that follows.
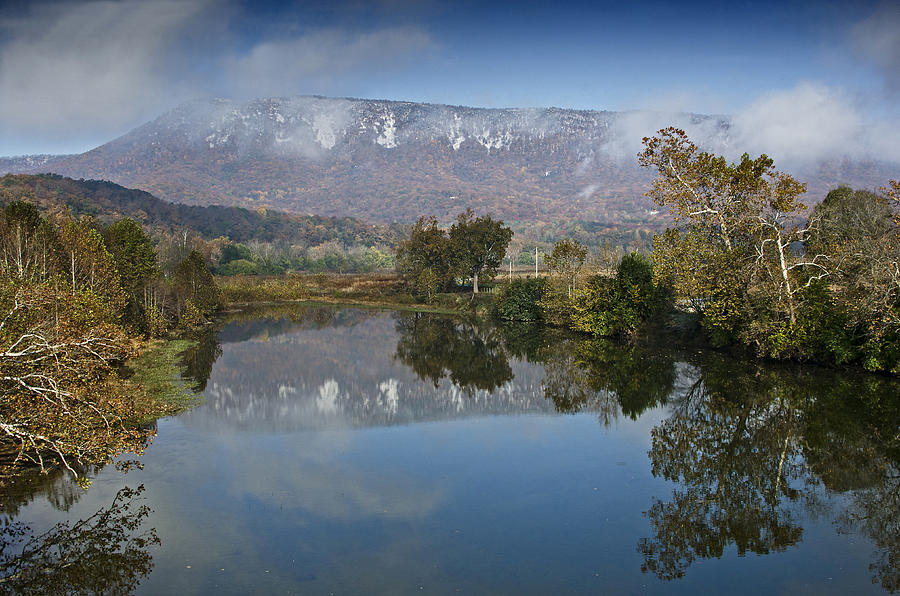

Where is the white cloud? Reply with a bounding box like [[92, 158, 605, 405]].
[[0, 0, 213, 138], [729, 83, 865, 165], [224, 27, 434, 98], [596, 109, 728, 162], [597, 82, 899, 169], [0, 2, 434, 154]]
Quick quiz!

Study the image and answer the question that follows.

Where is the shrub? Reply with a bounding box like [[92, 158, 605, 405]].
[[494, 277, 550, 321], [571, 253, 670, 337], [177, 299, 206, 329], [215, 258, 259, 276]]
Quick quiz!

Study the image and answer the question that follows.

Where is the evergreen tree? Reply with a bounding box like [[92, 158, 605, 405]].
[[103, 219, 159, 331]]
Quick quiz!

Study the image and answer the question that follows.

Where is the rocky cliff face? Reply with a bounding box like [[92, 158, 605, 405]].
[[6, 96, 893, 226]]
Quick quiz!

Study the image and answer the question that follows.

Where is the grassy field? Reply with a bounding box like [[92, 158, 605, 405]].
[[217, 272, 497, 314]]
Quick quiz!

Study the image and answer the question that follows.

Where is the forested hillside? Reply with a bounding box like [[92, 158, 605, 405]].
[[0, 174, 404, 247]]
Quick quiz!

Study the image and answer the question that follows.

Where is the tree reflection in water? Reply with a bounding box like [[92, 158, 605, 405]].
[[0, 485, 158, 595], [178, 325, 222, 393], [640, 352, 900, 591], [393, 313, 678, 424], [14, 304, 887, 591], [0, 464, 99, 520], [169, 306, 900, 590], [533, 334, 675, 425], [802, 372, 900, 593], [394, 313, 512, 393], [639, 356, 806, 580]]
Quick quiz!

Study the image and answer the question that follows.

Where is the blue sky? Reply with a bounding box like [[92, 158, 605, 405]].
[[0, 0, 897, 156]]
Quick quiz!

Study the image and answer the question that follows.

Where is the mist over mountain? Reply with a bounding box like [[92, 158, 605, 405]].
[[4, 96, 896, 227], [0, 154, 73, 175]]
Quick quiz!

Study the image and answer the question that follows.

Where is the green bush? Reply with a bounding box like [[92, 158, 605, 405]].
[[494, 277, 550, 321], [861, 331, 900, 375], [751, 279, 900, 373], [144, 305, 168, 338], [571, 253, 670, 337], [215, 259, 259, 276], [178, 299, 206, 329], [755, 280, 850, 363]]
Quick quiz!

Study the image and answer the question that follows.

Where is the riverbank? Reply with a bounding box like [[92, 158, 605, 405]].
[[126, 338, 203, 419]]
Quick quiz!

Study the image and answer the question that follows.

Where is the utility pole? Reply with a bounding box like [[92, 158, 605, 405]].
[[534, 247, 538, 276]]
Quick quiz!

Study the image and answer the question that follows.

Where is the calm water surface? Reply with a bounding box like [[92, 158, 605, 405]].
[[3, 305, 899, 594]]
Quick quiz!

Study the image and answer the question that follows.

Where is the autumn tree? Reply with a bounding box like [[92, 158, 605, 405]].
[[639, 127, 824, 351], [807, 187, 898, 325], [0, 202, 204, 482], [546, 239, 587, 298], [448, 209, 512, 294], [0, 202, 60, 282], [56, 218, 125, 312], [173, 250, 220, 324], [0, 281, 163, 482]]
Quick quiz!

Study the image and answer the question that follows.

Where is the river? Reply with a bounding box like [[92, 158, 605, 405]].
[[2, 305, 897, 594]]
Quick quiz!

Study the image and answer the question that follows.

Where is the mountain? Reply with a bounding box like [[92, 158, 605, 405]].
[[0, 173, 402, 246], [0, 154, 73, 175], [5, 96, 896, 229]]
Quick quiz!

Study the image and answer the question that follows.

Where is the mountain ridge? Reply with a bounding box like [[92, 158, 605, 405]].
[[3, 96, 896, 228]]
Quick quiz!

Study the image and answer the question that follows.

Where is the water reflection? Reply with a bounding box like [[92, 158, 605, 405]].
[[394, 313, 512, 393], [183, 306, 681, 432], [0, 464, 97, 519], [639, 357, 807, 580], [5, 305, 896, 593], [120, 306, 900, 590], [0, 485, 158, 594], [640, 352, 900, 591], [178, 327, 221, 393], [184, 307, 557, 432], [540, 338, 676, 424]]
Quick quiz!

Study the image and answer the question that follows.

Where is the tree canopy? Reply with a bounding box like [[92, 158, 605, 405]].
[[640, 128, 900, 373], [395, 210, 512, 296], [0, 202, 220, 482], [448, 209, 513, 294]]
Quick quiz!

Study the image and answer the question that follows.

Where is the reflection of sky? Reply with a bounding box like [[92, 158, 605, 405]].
[[8, 310, 889, 594], [142, 414, 677, 594], [16, 409, 879, 595], [181, 313, 555, 432]]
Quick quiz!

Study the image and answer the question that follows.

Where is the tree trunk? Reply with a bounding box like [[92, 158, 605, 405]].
[[473, 271, 479, 294], [774, 231, 796, 326]]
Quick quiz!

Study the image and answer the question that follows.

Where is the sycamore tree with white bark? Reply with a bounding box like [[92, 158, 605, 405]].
[[639, 128, 899, 372]]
